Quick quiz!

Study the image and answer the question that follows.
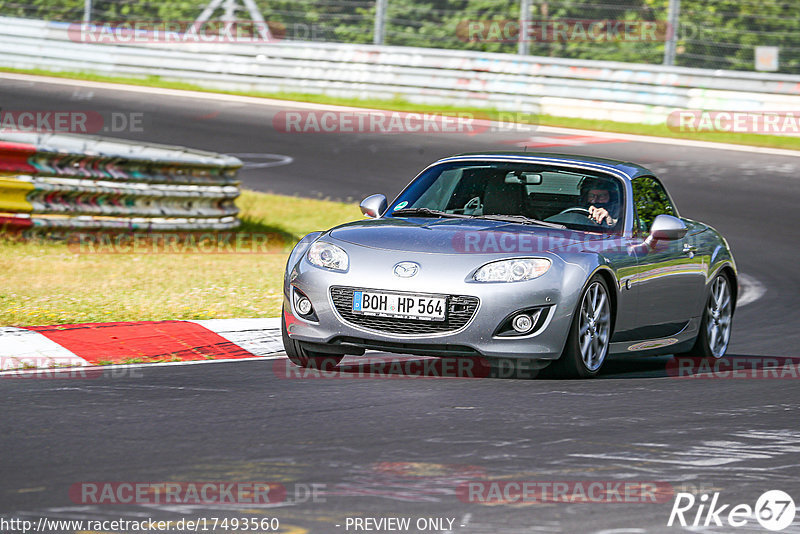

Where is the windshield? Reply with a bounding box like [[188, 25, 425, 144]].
[[387, 161, 625, 233]]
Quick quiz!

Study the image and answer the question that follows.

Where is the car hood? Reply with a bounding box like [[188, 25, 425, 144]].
[[328, 217, 605, 254]]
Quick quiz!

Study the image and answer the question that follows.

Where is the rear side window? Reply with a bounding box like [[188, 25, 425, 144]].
[[632, 176, 676, 234]]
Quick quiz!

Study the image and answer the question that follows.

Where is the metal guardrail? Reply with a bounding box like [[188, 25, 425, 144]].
[[0, 132, 242, 231], [3, 17, 800, 127]]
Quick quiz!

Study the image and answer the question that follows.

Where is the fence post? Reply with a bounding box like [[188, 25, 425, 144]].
[[518, 0, 531, 55], [663, 0, 680, 66], [373, 0, 387, 45]]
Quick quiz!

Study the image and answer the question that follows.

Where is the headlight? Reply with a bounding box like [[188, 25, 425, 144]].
[[474, 258, 551, 282], [307, 241, 349, 272]]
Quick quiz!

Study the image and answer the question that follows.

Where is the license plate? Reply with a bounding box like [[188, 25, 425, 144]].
[[352, 291, 446, 321]]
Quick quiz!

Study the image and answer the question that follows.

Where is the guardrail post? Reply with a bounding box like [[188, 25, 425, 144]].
[[373, 0, 387, 45], [663, 0, 680, 66]]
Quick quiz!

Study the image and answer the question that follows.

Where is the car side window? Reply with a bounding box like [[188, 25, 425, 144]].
[[631, 176, 676, 234]]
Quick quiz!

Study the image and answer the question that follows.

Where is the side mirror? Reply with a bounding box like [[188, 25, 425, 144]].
[[642, 214, 687, 250], [360, 194, 387, 218]]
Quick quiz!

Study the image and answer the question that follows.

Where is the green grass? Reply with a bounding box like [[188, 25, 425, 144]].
[[0, 190, 362, 326], [3, 66, 800, 151]]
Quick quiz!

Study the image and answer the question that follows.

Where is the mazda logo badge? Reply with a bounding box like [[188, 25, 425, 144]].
[[393, 262, 419, 278]]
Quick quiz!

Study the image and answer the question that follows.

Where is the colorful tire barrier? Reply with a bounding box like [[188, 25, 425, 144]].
[[0, 133, 242, 231]]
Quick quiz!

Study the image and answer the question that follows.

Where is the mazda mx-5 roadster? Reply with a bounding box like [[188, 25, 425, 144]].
[[282, 152, 736, 378]]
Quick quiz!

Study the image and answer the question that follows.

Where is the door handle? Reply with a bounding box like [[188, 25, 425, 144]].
[[683, 243, 697, 255]]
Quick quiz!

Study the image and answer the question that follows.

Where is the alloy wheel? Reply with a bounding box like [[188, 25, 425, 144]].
[[706, 275, 732, 358], [578, 281, 611, 371]]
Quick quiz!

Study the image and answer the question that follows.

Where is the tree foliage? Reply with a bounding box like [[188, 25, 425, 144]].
[[0, 0, 797, 73]]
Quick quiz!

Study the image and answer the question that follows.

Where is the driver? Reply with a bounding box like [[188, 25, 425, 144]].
[[581, 178, 620, 227]]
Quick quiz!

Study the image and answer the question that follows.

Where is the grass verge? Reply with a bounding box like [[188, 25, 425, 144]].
[[2, 67, 799, 151], [0, 190, 361, 326]]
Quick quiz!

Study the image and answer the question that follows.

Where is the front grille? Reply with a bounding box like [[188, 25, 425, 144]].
[[330, 286, 479, 335]]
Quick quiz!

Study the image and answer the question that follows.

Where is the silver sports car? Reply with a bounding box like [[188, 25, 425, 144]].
[[282, 152, 736, 378]]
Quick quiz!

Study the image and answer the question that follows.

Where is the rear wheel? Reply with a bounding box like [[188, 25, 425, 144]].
[[281, 310, 343, 369], [545, 275, 612, 379], [681, 273, 733, 358]]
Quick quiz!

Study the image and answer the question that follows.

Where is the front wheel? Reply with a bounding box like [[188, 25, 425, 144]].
[[281, 310, 343, 369], [544, 275, 612, 379], [681, 273, 733, 359]]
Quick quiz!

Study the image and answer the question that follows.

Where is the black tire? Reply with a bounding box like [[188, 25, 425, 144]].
[[281, 310, 343, 370], [679, 272, 733, 359], [544, 275, 613, 379]]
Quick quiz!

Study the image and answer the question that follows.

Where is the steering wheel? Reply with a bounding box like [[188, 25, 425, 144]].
[[461, 196, 482, 215], [543, 206, 604, 226], [558, 207, 592, 217]]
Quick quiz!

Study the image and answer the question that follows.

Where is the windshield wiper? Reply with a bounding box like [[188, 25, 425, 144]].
[[392, 208, 473, 219], [393, 208, 566, 229], [476, 214, 566, 229]]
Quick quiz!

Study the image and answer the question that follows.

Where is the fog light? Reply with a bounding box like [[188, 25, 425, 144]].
[[296, 297, 313, 315], [512, 314, 534, 334]]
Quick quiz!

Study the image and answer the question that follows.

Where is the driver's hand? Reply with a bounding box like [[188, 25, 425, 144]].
[[588, 206, 615, 226]]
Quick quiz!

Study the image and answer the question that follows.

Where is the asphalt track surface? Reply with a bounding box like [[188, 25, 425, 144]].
[[1, 75, 799, 534]]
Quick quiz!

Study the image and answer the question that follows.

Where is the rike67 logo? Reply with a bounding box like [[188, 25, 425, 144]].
[[668, 490, 796, 531]]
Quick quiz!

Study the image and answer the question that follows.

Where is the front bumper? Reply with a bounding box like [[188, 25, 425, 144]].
[[284, 245, 588, 361]]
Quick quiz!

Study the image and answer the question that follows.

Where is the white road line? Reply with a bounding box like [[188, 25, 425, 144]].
[[534, 124, 800, 157], [3, 71, 800, 158], [231, 153, 294, 169]]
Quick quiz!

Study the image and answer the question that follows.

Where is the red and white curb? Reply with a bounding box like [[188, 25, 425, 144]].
[[0, 318, 284, 373], [0, 275, 765, 374]]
